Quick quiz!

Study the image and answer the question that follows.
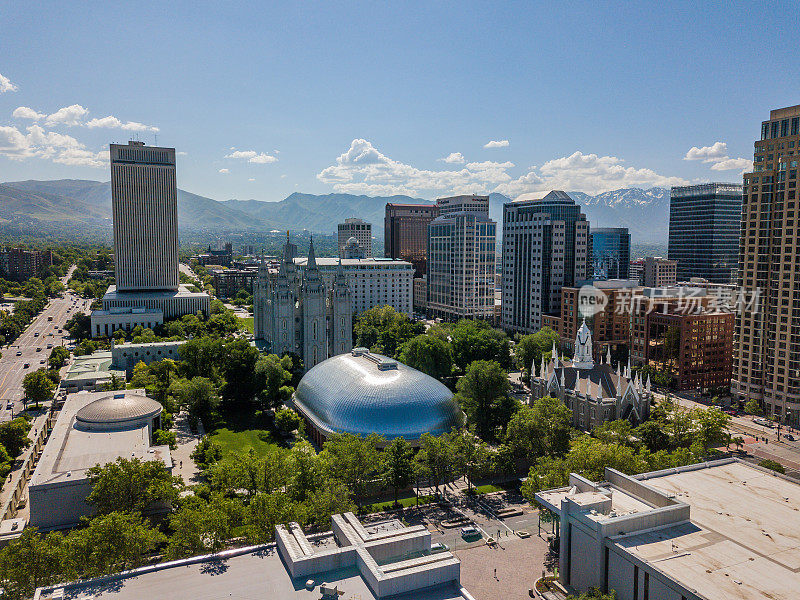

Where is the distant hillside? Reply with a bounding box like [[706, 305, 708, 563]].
[[2, 179, 261, 232], [223, 192, 431, 235], [0, 179, 672, 242]]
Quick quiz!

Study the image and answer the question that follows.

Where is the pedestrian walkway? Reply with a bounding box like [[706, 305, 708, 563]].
[[171, 411, 202, 485]]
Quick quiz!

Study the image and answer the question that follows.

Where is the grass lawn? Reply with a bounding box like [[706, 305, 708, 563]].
[[206, 407, 279, 458], [468, 480, 521, 495], [238, 317, 254, 333], [366, 494, 435, 513]]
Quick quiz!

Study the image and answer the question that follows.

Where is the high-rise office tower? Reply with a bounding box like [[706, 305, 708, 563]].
[[427, 195, 495, 321], [734, 105, 799, 423], [590, 227, 630, 280], [384, 203, 439, 276], [643, 256, 677, 287], [111, 141, 179, 292], [337, 218, 372, 258], [91, 141, 209, 337], [501, 191, 590, 334], [668, 183, 743, 283]]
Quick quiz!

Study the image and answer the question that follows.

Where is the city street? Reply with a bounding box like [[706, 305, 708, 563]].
[[0, 266, 88, 418]]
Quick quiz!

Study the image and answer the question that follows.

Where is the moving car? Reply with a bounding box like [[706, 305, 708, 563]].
[[15, 351, 21, 356]]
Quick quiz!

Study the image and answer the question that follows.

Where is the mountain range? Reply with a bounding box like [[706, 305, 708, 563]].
[[0, 179, 671, 242]]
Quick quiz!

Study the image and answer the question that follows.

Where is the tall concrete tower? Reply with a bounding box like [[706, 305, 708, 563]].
[[332, 258, 353, 356], [110, 141, 179, 292]]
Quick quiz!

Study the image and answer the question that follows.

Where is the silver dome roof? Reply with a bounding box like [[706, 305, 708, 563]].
[[293, 350, 463, 442], [76, 393, 162, 425]]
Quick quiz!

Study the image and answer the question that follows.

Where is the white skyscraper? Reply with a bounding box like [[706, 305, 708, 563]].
[[337, 218, 372, 258], [91, 141, 209, 337], [110, 142, 179, 291]]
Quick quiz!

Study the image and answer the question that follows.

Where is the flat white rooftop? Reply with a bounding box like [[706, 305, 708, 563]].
[[35, 545, 467, 600], [616, 461, 800, 600], [29, 390, 170, 488]]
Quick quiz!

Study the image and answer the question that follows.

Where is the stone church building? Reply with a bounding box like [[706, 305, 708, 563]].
[[254, 236, 352, 371], [531, 319, 651, 429]]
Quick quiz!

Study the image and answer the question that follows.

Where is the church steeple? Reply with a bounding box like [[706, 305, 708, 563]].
[[572, 318, 595, 370]]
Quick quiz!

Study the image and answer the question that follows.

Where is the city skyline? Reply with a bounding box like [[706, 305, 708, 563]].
[[1, 2, 795, 204]]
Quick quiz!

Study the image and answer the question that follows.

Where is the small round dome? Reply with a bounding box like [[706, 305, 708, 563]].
[[76, 393, 162, 426], [293, 351, 463, 444], [345, 237, 360, 247]]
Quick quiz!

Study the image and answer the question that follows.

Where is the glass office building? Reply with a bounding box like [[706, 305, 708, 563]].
[[668, 183, 743, 283], [590, 227, 631, 280]]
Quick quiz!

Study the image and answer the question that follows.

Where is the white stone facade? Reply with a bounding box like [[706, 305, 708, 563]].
[[254, 237, 352, 371]]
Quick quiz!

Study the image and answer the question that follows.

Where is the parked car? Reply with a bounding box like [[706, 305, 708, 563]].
[[15, 351, 21, 356], [460, 526, 481, 539], [785, 434, 795, 441], [754, 417, 775, 428], [430, 542, 449, 553]]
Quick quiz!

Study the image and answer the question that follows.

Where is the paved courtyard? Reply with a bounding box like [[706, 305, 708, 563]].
[[457, 534, 550, 600]]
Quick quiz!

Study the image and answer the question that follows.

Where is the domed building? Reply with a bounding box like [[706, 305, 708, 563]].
[[292, 348, 463, 446], [343, 236, 365, 259], [29, 390, 171, 530]]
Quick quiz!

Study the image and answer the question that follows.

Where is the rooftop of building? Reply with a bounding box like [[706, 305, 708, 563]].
[[102, 284, 209, 301], [293, 257, 412, 268], [35, 537, 467, 600], [112, 339, 186, 349], [539, 459, 800, 600], [292, 348, 463, 442], [671, 182, 743, 196], [29, 389, 170, 489], [64, 351, 125, 382]]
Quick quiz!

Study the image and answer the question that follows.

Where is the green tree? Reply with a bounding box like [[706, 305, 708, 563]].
[[415, 431, 459, 495], [515, 327, 560, 375], [0, 528, 64, 600], [382, 437, 414, 505], [354, 306, 424, 357], [758, 459, 785, 474], [245, 492, 295, 544], [397, 334, 453, 381], [254, 353, 293, 411], [166, 494, 243, 558], [0, 418, 32, 458], [288, 440, 324, 501], [567, 588, 617, 600], [220, 338, 261, 403], [450, 319, 512, 371], [456, 360, 511, 440], [22, 369, 54, 407], [505, 396, 572, 462], [321, 433, 382, 509], [171, 376, 220, 423], [62, 512, 165, 579], [633, 420, 670, 452], [745, 399, 763, 416], [456, 432, 492, 491], [592, 419, 634, 446], [274, 407, 302, 435], [693, 407, 731, 450], [303, 480, 354, 527], [86, 457, 182, 516], [47, 345, 70, 369]]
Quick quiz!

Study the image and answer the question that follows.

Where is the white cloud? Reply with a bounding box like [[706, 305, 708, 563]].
[[484, 139, 509, 149], [440, 152, 466, 164], [248, 178, 256, 182], [219, 168, 230, 174], [684, 141, 750, 175], [684, 142, 729, 162], [225, 149, 277, 164], [176, 151, 188, 156], [318, 139, 686, 197], [45, 104, 89, 127], [710, 157, 752, 171], [12, 106, 45, 120], [86, 115, 159, 132], [0, 73, 17, 93], [0, 124, 106, 167]]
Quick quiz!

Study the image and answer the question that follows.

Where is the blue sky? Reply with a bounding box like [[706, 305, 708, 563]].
[[0, 1, 797, 201]]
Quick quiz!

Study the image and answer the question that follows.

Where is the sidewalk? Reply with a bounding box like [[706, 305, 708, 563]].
[[171, 411, 202, 485]]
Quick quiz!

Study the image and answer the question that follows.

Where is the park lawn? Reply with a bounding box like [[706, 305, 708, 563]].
[[470, 480, 521, 495], [238, 317, 254, 333], [366, 494, 435, 513], [206, 408, 279, 458]]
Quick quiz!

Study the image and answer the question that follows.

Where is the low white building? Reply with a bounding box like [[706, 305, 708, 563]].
[[536, 459, 800, 600], [62, 351, 126, 393], [28, 390, 171, 530], [294, 257, 414, 316], [111, 339, 186, 374], [90, 306, 163, 338]]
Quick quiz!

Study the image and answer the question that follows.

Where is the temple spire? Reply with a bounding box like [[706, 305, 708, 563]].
[[307, 235, 318, 269]]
